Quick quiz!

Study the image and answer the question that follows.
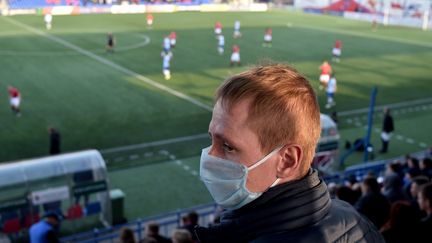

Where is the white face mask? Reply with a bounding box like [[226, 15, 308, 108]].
[[199, 146, 282, 210]]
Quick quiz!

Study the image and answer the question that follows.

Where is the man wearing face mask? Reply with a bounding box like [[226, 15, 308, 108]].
[[195, 64, 384, 243]]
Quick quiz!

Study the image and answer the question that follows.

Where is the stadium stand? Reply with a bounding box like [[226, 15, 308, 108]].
[[59, 148, 431, 242], [6, 0, 212, 9]]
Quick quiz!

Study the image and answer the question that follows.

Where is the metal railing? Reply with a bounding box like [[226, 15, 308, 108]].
[[60, 203, 218, 243]]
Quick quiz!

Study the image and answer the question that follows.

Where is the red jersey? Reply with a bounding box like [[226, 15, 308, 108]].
[[334, 40, 342, 49], [8, 87, 20, 98], [320, 62, 332, 75], [147, 14, 153, 21], [232, 45, 240, 53], [215, 22, 222, 29], [169, 31, 176, 40], [265, 28, 272, 36]]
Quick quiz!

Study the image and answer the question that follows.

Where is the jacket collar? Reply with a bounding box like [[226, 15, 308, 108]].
[[195, 169, 331, 243]]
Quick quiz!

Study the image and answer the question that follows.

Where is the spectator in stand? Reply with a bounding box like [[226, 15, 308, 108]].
[[8, 85, 21, 117], [410, 176, 430, 219], [141, 222, 171, 243], [379, 107, 394, 153], [344, 174, 363, 198], [194, 64, 384, 242], [380, 200, 422, 243], [420, 157, 432, 179], [178, 211, 198, 243], [407, 156, 420, 169], [355, 176, 390, 229], [417, 182, 432, 242], [120, 227, 136, 243], [403, 167, 421, 200], [172, 229, 193, 243], [335, 185, 359, 205], [382, 162, 407, 203], [29, 212, 62, 243]]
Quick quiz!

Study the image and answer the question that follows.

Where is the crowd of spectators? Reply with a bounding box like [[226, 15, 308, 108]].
[[328, 154, 432, 242], [119, 211, 199, 243]]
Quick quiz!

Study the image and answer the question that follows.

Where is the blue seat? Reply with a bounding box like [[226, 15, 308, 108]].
[[84, 202, 101, 216]]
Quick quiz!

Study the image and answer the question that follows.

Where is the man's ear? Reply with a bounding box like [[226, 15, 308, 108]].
[[276, 145, 303, 179]]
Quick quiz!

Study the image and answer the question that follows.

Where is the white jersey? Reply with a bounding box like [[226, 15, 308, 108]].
[[163, 37, 171, 50], [218, 35, 225, 46], [234, 21, 240, 31], [327, 77, 337, 93], [162, 53, 172, 69], [10, 97, 21, 107], [44, 14, 52, 23]]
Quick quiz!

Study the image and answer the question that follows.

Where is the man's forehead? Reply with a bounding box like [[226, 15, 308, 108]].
[[213, 99, 251, 123]]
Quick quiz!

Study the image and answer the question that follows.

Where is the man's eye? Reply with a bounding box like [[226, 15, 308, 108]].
[[222, 143, 234, 152]]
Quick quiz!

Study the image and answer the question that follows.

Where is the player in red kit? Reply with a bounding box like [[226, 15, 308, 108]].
[[230, 45, 240, 66], [169, 31, 177, 48], [214, 21, 222, 35], [263, 27, 272, 47], [8, 86, 21, 117], [319, 61, 332, 90], [146, 13, 153, 28], [332, 40, 342, 62]]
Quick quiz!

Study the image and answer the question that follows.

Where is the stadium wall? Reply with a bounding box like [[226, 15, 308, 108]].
[[0, 3, 268, 16]]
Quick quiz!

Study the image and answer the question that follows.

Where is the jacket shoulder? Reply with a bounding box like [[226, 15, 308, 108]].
[[252, 200, 384, 243]]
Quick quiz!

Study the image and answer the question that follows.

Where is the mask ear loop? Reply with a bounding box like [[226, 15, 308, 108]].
[[248, 145, 284, 171], [270, 178, 281, 188]]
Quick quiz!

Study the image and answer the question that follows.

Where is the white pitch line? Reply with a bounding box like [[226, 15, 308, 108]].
[[1, 17, 213, 112], [396, 135, 404, 140], [101, 133, 208, 154], [419, 143, 428, 148], [165, 152, 198, 176], [337, 97, 432, 117], [0, 35, 151, 56], [294, 23, 432, 48], [144, 152, 154, 158], [406, 138, 415, 144]]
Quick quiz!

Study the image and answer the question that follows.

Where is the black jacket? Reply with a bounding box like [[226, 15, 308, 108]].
[[195, 169, 384, 243], [382, 114, 394, 133]]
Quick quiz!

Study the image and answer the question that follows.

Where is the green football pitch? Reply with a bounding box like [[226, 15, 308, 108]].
[[1, 11, 432, 220]]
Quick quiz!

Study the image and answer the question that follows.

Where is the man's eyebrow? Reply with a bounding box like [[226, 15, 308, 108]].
[[212, 132, 238, 148]]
